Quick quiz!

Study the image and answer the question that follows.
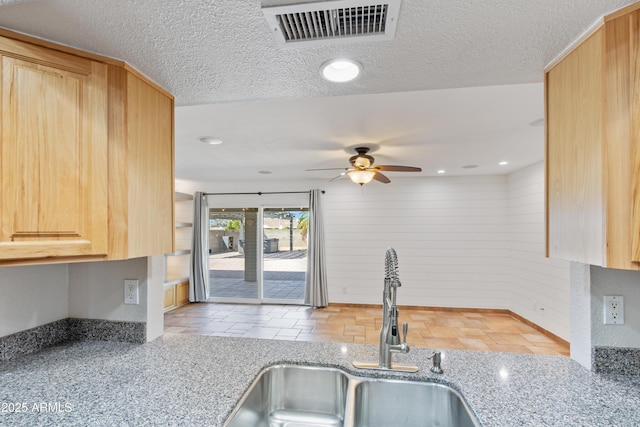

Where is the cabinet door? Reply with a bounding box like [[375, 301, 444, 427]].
[[598, 11, 640, 269], [0, 39, 108, 260], [176, 280, 189, 306], [163, 285, 176, 311], [125, 71, 174, 258], [546, 29, 605, 265]]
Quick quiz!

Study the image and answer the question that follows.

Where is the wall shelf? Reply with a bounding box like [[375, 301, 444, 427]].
[[164, 277, 189, 287], [164, 191, 194, 312], [166, 249, 191, 256]]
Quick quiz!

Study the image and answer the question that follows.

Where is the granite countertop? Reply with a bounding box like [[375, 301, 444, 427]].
[[1, 334, 639, 426]]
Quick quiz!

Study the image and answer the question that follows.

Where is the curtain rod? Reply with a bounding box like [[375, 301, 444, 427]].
[[203, 190, 325, 196]]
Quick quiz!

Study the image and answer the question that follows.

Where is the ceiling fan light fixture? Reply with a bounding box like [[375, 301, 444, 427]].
[[348, 169, 375, 185], [320, 59, 361, 83]]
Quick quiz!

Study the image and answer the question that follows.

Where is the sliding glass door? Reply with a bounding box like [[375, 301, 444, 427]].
[[208, 208, 260, 302], [207, 206, 308, 304], [262, 208, 308, 303]]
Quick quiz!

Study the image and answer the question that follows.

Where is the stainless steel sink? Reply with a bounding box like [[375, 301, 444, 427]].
[[351, 378, 480, 427], [224, 364, 480, 427], [224, 365, 350, 427]]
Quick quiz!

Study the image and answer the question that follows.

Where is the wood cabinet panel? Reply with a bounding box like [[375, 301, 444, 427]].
[[625, 11, 640, 262], [605, 12, 635, 267], [176, 281, 189, 306], [0, 39, 108, 260], [126, 72, 174, 258], [163, 281, 189, 312], [545, 6, 640, 270], [163, 285, 176, 311], [546, 29, 604, 265], [107, 68, 174, 260]]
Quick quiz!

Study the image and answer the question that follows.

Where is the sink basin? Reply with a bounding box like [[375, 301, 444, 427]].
[[224, 364, 350, 427], [225, 364, 480, 427], [352, 378, 480, 427]]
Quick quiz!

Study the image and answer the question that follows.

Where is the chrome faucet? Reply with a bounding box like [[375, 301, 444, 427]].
[[379, 275, 410, 368], [354, 248, 418, 373]]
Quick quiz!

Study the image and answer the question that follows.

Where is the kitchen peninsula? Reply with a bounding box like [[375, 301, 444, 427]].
[[1, 335, 638, 426]]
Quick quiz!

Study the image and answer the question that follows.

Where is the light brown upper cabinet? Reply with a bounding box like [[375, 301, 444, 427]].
[[0, 30, 174, 265], [546, 3, 640, 270], [107, 66, 175, 260], [0, 36, 109, 261]]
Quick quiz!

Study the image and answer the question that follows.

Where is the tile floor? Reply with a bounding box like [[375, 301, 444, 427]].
[[164, 303, 569, 356]]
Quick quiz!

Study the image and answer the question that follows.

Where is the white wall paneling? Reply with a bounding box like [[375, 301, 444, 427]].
[[323, 175, 511, 308], [506, 163, 570, 339]]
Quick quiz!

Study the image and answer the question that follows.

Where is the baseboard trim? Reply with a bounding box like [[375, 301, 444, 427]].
[[509, 311, 569, 347], [329, 303, 569, 347]]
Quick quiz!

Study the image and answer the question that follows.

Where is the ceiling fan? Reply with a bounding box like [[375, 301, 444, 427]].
[[307, 147, 422, 185]]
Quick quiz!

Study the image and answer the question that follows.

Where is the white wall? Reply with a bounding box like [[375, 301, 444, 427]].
[[68, 258, 148, 322], [506, 163, 570, 339], [570, 262, 593, 368], [0, 264, 68, 337], [569, 263, 640, 369], [146, 255, 166, 342], [323, 175, 511, 308], [0, 256, 160, 340], [590, 266, 640, 347]]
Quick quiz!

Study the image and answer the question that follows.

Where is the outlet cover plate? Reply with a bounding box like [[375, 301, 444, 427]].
[[124, 279, 140, 305], [603, 295, 624, 325]]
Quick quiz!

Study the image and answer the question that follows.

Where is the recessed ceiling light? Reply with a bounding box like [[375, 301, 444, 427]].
[[437, 170, 446, 174], [499, 161, 509, 166], [199, 136, 223, 145], [320, 59, 362, 83]]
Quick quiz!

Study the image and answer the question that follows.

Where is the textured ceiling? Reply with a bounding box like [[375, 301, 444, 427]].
[[0, 0, 635, 183]]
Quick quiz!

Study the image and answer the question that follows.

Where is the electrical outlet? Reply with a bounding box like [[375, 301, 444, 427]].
[[124, 279, 139, 305], [603, 295, 624, 325]]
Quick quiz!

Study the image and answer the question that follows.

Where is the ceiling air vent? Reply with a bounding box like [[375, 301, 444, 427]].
[[262, 0, 401, 46]]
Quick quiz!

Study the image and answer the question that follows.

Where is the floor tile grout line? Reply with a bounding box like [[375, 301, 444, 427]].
[[164, 303, 570, 356]]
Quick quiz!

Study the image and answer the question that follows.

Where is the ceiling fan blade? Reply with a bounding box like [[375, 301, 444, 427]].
[[329, 173, 346, 182], [375, 165, 422, 172], [373, 172, 391, 184], [306, 167, 348, 171]]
